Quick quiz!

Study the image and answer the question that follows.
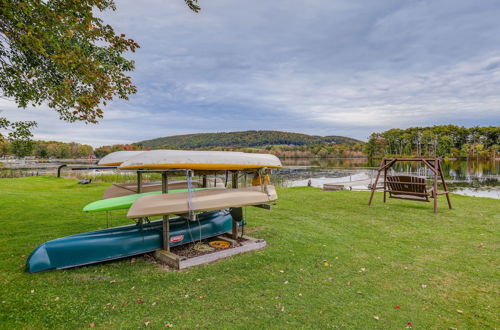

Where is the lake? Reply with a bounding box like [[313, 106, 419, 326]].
[[277, 158, 500, 199], [1, 157, 499, 199]]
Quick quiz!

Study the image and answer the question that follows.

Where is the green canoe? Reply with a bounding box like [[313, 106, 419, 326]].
[[83, 188, 210, 213]]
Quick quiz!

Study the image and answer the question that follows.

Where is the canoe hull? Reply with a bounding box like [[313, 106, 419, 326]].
[[27, 210, 234, 273]]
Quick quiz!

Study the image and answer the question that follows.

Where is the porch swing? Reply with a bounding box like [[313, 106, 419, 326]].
[[368, 158, 452, 213]]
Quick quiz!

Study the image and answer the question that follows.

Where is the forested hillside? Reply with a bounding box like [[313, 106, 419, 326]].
[[138, 130, 361, 149]]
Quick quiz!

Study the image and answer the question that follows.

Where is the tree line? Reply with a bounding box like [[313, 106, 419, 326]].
[[365, 125, 499, 159], [0, 140, 93, 159]]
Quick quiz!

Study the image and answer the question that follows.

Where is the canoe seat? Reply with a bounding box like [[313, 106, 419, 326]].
[[386, 176, 432, 202]]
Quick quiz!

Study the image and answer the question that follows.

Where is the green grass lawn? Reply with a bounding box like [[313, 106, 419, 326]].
[[0, 177, 498, 329]]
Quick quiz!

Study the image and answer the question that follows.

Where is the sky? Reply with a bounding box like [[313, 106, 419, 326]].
[[1, 0, 500, 146]]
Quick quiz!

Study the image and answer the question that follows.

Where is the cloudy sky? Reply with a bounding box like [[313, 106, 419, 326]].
[[2, 0, 500, 146]]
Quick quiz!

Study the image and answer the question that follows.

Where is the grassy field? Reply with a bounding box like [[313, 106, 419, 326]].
[[0, 177, 498, 329]]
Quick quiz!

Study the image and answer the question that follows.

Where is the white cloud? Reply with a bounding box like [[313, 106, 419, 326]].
[[2, 0, 499, 145]]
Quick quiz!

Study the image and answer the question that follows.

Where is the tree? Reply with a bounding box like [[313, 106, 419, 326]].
[[0, 0, 200, 143], [0, 118, 37, 157]]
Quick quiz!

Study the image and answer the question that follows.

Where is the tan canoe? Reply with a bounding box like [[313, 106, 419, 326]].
[[103, 179, 225, 199], [127, 185, 277, 219]]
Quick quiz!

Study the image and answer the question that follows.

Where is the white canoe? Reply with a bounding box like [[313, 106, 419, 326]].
[[119, 150, 282, 171], [127, 185, 277, 218], [102, 178, 225, 199], [98, 151, 147, 166]]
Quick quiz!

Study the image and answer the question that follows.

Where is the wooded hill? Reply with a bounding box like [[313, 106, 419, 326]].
[[138, 130, 362, 149]]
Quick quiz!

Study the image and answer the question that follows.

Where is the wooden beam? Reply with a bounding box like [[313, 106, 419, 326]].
[[161, 172, 168, 194], [231, 170, 239, 189], [383, 161, 387, 203], [368, 158, 385, 206], [433, 160, 438, 214], [438, 159, 452, 209], [137, 171, 142, 193], [161, 172, 169, 250], [251, 203, 272, 210], [230, 207, 243, 240]]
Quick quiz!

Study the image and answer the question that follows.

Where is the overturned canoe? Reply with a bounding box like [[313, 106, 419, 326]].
[[128, 185, 277, 219], [102, 178, 225, 199], [84, 187, 216, 213], [26, 210, 234, 273], [98, 150, 147, 166], [119, 150, 282, 170]]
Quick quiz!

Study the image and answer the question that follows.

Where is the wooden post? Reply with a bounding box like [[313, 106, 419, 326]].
[[433, 160, 438, 214], [383, 159, 387, 203], [438, 159, 452, 209], [231, 171, 239, 239], [368, 159, 384, 206], [230, 207, 243, 240], [202, 175, 207, 188], [231, 170, 239, 189], [161, 172, 170, 250], [161, 172, 168, 193], [137, 171, 142, 193]]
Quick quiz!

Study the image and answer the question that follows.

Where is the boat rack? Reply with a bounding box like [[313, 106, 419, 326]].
[[69, 165, 274, 268]]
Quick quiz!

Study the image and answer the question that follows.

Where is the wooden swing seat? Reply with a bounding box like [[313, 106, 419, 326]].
[[368, 158, 452, 213], [386, 175, 433, 202]]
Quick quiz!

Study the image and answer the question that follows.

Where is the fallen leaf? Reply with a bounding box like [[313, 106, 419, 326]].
[[373, 316, 380, 321], [395, 305, 401, 309], [279, 270, 284, 273], [131, 286, 135, 290], [406, 321, 413, 328], [456, 309, 463, 314], [420, 284, 427, 289], [323, 261, 330, 267], [422, 305, 429, 310], [151, 302, 157, 306], [89, 322, 95, 328], [164, 323, 173, 328], [360, 267, 366, 272], [346, 281, 351, 286], [136, 299, 144, 303], [20, 254, 26, 258], [54, 297, 60, 301], [284, 280, 289, 284], [477, 243, 485, 249], [298, 293, 303, 297], [196, 278, 202, 281], [184, 294, 189, 298], [144, 321, 150, 327], [30, 289, 35, 294], [109, 280, 116, 284], [199, 296, 205, 300]]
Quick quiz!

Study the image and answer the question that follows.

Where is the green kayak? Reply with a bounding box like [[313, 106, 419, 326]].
[[83, 188, 210, 213]]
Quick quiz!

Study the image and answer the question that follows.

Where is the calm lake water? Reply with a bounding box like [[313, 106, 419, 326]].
[[1, 157, 499, 199], [277, 158, 500, 199]]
